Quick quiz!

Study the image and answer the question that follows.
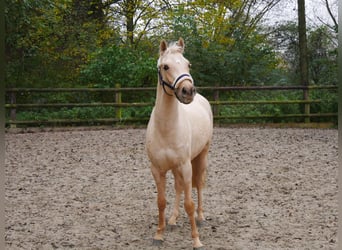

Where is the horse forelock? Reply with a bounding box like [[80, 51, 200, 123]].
[[158, 43, 184, 67], [168, 42, 183, 52]]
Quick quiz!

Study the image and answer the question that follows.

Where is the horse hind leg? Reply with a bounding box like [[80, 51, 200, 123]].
[[191, 144, 209, 224]]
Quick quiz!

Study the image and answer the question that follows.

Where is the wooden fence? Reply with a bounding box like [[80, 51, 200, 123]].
[[5, 85, 337, 127]]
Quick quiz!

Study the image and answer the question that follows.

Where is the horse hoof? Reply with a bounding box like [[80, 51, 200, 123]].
[[168, 223, 177, 231], [196, 219, 205, 227], [152, 239, 163, 246]]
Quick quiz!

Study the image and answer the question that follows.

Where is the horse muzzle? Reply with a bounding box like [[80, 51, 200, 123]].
[[175, 80, 196, 104], [159, 71, 196, 104]]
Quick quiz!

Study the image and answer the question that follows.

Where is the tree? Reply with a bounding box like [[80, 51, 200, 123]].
[[297, 0, 309, 122], [268, 21, 337, 85], [318, 0, 338, 33], [5, 0, 117, 87], [162, 0, 281, 48], [109, 0, 171, 47], [80, 45, 156, 88], [297, 0, 309, 86], [307, 26, 337, 85], [161, 0, 284, 85], [5, 0, 56, 87]]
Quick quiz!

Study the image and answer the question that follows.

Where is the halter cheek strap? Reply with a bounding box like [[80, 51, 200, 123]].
[[158, 70, 174, 96]]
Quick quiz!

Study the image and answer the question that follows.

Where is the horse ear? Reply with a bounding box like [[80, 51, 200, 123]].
[[177, 37, 185, 53], [160, 40, 168, 55]]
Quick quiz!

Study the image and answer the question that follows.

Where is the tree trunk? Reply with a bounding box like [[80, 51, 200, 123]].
[[125, 0, 135, 46], [297, 0, 310, 122]]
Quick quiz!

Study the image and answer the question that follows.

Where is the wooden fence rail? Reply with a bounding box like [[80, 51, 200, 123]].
[[5, 85, 337, 127]]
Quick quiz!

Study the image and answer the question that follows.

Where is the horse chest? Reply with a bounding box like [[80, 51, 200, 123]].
[[147, 138, 190, 169]]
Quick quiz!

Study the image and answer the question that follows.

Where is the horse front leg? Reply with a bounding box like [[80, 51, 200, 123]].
[[181, 163, 204, 249], [151, 167, 167, 245], [168, 169, 183, 226]]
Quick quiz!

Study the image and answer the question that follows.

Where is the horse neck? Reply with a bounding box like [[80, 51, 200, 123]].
[[154, 82, 180, 130]]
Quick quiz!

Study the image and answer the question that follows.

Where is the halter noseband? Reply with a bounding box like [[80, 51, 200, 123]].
[[158, 69, 194, 98]]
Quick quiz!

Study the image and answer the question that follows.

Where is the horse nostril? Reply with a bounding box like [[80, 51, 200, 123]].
[[182, 87, 187, 95]]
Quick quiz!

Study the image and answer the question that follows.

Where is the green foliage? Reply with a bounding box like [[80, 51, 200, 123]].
[[163, 2, 287, 86], [16, 107, 113, 120], [270, 22, 338, 85], [310, 89, 338, 114], [80, 46, 157, 88], [182, 32, 286, 87], [307, 26, 338, 85], [219, 90, 302, 121], [5, 0, 117, 88], [14, 105, 153, 125]]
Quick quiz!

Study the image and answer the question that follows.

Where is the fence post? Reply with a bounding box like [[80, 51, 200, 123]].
[[10, 91, 17, 128], [115, 84, 122, 121], [303, 87, 310, 123], [213, 85, 220, 116]]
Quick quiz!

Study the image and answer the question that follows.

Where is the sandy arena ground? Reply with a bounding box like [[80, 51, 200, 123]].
[[5, 128, 338, 249]]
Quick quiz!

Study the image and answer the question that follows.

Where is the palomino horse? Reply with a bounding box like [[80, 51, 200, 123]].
[[146, 38, 213, 249]]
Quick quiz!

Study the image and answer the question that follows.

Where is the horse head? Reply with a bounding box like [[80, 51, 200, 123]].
[[157, 37, 196, 104]]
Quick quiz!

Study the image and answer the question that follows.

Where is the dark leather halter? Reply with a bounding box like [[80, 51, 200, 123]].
[[158, 69, 194, 101]]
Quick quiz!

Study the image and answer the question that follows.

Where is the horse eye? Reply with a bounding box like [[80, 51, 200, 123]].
[[188, 63, 192, 68], [163, 65, 169, 71]]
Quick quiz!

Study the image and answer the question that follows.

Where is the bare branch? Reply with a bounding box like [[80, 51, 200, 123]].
[[323, 0, 338, 33]]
